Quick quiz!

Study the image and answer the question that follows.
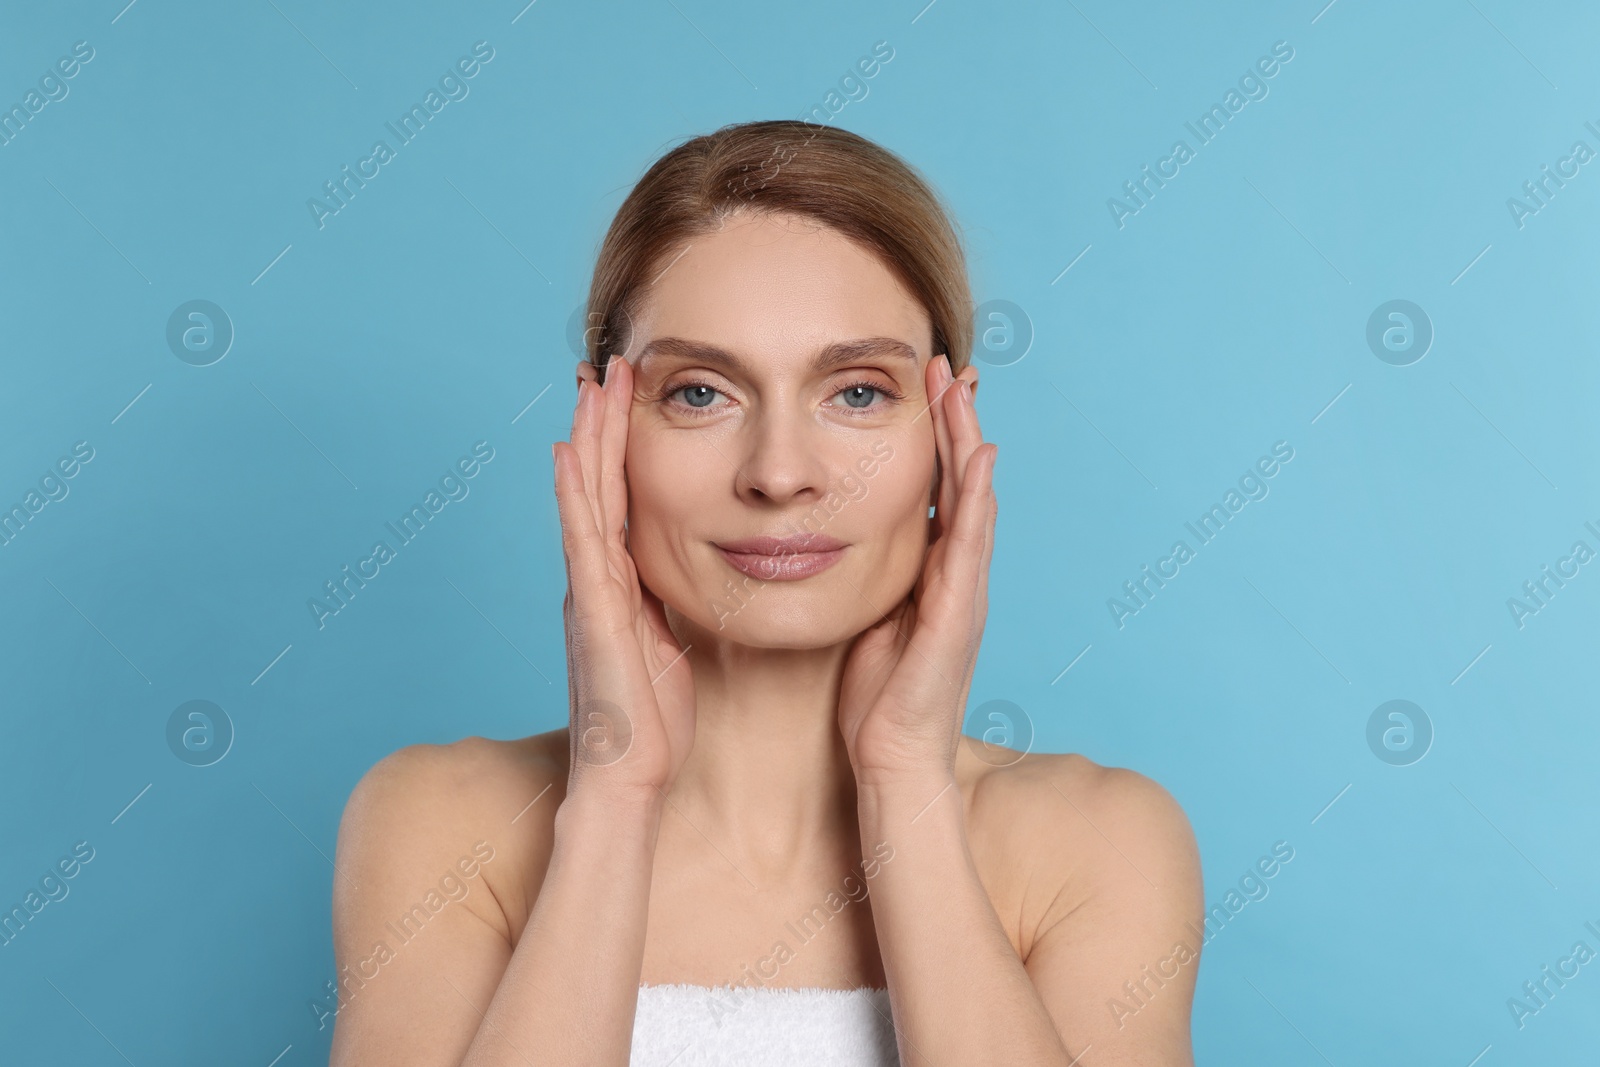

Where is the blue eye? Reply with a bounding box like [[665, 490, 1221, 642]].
[[660, 377, 901, 418], [838, 385, 879, 408], [831, 380, 903, 412], [680, 384, 720, 408], [658, 379, 732, 416]]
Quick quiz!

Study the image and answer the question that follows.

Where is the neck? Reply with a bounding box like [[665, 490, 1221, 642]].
[[662, 608, 862, 881]]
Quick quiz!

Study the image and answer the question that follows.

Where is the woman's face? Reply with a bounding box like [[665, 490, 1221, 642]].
[[616, 209, 967, 650]]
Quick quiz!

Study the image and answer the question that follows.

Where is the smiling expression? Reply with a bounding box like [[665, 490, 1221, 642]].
[[615, 209, 946, 649]]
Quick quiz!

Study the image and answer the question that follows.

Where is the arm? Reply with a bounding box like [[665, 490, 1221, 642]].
[[839, 351, 1064, 1061], [858, 762, 1203, 1066], [325, 741, 517, 1065], [838, 353, 1202, 1062], [327, 743, 665, 1067], [456, 783, 665, 1066], [331, 357, 698, 1065], [1022, 766, 1204, 1065], [856, 768, 1075, 1065]]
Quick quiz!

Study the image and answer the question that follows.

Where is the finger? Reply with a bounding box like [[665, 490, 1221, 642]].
[[572, 378, 606, 537], [943, 366, 984, 504], [552, 441, 613, 605], [598, 355, 632, 549], [637, 582, 688, 669], [928, 356, 958, 541], [941, 443, 998, 612], [976, 445, 998, 600]]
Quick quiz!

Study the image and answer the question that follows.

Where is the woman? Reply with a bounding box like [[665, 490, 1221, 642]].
[[329, 120, 1204, 1066]]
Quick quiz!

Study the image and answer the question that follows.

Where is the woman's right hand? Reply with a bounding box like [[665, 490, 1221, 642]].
[[553, 354, 696, 803]]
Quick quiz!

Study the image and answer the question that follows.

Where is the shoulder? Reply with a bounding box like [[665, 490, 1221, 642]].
[[962, 747, 1205, 1059], [959, 745, 1203, 954], [335, 730, 571, 939], [326, 734, 571, 1057], [960, 744, 1196, 857], [1023, 751, 1196, 867], [343, 730, 569, 815], [339, 731, 569, 844]]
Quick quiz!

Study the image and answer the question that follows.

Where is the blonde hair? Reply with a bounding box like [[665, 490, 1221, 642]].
[[583, 119, 973, 382]]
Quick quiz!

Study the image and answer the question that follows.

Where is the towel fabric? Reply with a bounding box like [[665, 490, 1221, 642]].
[[629, 983, 900, 1066]]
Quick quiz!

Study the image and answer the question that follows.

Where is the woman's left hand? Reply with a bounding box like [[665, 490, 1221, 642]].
[[838, 353, 998, 785]]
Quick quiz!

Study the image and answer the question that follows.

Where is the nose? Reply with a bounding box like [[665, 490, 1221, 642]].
[[731, 408, 830, 505]]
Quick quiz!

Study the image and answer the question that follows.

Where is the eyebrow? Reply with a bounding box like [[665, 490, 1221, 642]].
[[634, 335, 920, 376]]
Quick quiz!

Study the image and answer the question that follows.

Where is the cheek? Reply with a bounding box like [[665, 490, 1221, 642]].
[[618, 420, 936, 640], [622, 433, 705, 589], [848, 436, 934, 581]]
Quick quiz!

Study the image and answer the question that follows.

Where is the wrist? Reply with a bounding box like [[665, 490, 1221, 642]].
[[853, 755, 956, 793], [560, 773, 667, 826], [548, 781, 664, 898], [847, 730, 958, 797], [854, 765, 958, 808]]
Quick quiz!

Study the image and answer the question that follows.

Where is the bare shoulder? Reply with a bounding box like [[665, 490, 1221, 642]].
[[962, 745, 1197, 863], [326, 732, 573, 1059], [958, 745, 1203, 957], [959, 746, 1205, 1060], [335, 729, 572, 939]]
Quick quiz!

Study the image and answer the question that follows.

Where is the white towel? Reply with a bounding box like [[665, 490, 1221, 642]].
[[629, 983, 900, 1066]]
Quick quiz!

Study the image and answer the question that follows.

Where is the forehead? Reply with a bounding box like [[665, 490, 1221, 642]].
[[624, 211, 932, 367]]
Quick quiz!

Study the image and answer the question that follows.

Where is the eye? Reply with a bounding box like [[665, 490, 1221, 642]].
[[828, 379, 904, 415], [678, 383, 724, 409], [660, 378, 733, 416], [658, 376, 904, 418]]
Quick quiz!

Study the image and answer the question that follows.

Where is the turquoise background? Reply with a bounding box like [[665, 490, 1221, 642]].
[[2, 0, 1597, 1062]]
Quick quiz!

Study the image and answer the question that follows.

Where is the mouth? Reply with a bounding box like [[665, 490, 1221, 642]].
[[712, 532, 848, 581]]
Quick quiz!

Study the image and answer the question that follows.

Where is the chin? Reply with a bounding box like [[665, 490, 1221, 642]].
[[662, 575, 879, 651], [709, 611, 865, 651]]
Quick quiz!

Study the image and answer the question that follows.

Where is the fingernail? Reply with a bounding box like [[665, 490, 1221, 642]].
[[941, 355, 954, 384]]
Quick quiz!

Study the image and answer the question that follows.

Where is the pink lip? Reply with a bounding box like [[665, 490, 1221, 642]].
[[716, 533, 847, 555], [713, 533, 848, 581]]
